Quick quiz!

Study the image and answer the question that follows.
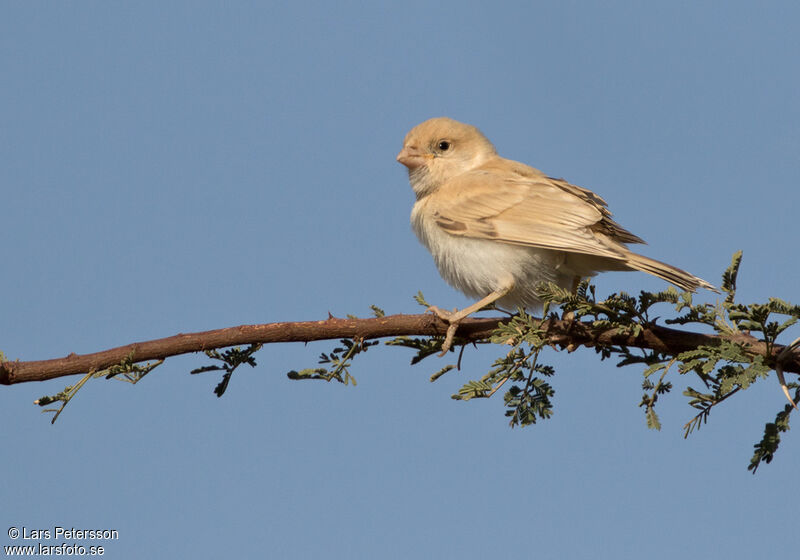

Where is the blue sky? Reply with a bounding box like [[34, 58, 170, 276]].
[[2, 2, 798, 558]]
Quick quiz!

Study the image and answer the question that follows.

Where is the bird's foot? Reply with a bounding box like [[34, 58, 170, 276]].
[[426, 305, 455, 321], [427, 306, 461, 355]]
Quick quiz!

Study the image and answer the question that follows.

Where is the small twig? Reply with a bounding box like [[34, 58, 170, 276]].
[[683, 387, 741, 437], [487, 375, 510, 398]]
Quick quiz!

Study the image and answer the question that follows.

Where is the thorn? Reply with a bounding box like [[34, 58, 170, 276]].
[[776, 365, 798, 410], [775, 336, 800, 410], [778, 373, 798, 410]]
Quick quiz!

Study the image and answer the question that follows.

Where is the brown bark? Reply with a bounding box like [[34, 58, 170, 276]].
[[1, 313, 798, 385]]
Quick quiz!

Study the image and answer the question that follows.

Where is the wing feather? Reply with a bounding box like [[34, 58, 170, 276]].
[[432, 163, 643, 261]]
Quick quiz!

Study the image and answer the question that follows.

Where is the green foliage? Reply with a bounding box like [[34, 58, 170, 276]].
[[286, 306, 386, 384], [285, 305, 385, 385], [638, 358, 675, 431], [390, 252, 799, 471], [413, 290, 431, 308], [36, 354, 163, 423], [287, 337, 378, 385], [191, 344, 262, 396], [483, 310, 556, 426], [533, 253, 799, 470], [390, 303, 557, 426], [749, 383, 799, 473], [369, 304, 385, 318], [386, 335, 447, 365], [664, 253, 799, 471], [23, 252, 800, 472]]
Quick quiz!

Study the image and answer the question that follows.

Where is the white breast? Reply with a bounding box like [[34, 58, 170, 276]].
[[411, 200, 575, 311]]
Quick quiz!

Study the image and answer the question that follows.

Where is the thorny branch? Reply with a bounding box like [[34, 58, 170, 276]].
[[2, 313, 799, 385]]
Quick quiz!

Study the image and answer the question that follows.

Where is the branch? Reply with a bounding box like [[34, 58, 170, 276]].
[[2, 313, 798, 385]]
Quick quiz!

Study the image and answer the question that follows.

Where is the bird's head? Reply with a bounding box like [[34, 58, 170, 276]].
[[397, 117, 496, 199]]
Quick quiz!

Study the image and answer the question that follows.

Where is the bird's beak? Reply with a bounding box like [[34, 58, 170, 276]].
[[396, 145, 429, 169]]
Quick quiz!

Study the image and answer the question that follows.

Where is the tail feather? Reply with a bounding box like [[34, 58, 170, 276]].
[[626, 253, 717, 293]]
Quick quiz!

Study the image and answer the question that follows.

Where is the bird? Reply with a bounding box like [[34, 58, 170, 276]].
[[396, 117, 715, 353]]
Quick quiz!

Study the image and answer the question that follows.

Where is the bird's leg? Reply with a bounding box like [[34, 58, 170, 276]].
[[429, 281, 514, 355]]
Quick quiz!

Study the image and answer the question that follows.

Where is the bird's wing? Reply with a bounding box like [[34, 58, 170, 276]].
[[432, 165, 644, 260]]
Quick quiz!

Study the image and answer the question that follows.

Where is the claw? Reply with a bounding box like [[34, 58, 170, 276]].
[[777, 368, 797, 410], [427, 306, 460, 355], [775, 337, 800, 410], [427, 305, 454, 321], [440, 323, 459, 355], [425, 282, 516, 357]]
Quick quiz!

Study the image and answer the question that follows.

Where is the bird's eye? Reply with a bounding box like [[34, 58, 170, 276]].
[[437, 140, 451, 151]]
